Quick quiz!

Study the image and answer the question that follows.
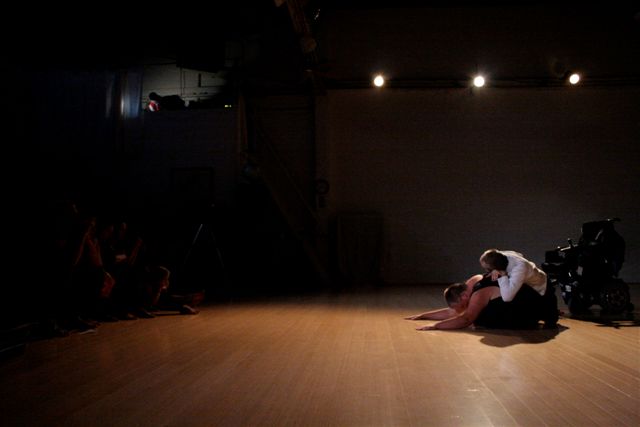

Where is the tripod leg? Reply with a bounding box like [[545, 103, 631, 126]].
[[181, 223, 204, 270]]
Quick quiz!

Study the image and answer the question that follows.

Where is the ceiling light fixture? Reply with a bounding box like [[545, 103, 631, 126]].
[[568, 73, 581, 85]]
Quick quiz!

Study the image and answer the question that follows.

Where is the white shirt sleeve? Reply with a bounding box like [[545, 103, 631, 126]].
[[497, 260, 528, 302]]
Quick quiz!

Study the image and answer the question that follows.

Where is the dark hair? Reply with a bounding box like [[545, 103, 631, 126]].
[[444, 283, 467, 307], [480, 249, 508, 271]]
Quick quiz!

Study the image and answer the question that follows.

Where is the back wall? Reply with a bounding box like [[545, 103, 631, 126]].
[[325, 86, 640, 283]]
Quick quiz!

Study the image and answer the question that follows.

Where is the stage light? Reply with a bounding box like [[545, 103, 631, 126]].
[[473, 75, 485, 87], [373, 75, 385, 87], [148, 100, 160, 112], [568, 73, 580, 85]]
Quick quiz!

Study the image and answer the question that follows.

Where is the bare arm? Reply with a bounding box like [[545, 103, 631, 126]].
[[405, 307, 457, 320], [416, 312, 473, 330], [466, 274, 484, 286], [69, 232, 88, 267], [127, 237, 144, 266]]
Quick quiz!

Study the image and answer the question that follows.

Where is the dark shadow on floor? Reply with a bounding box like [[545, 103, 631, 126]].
[[469, 324, 568, 348], [568, 311, 639, 328]]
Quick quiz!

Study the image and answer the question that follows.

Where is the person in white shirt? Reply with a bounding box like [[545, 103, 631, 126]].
[[480, 249, 558, 327]]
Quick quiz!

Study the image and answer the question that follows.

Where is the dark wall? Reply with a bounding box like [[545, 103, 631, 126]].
[[325, 87, 640, 282], [315, 5, 640, 283]]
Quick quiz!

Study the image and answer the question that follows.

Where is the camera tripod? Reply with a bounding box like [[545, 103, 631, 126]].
[[177, 213, 229, 292]]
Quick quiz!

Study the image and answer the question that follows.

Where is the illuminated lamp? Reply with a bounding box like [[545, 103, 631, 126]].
[[148, 100, 160, 112]]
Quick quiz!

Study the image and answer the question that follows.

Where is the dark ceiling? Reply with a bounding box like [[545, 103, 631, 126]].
[[7, 1, 639, 78]]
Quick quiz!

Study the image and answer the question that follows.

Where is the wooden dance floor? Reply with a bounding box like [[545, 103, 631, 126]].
[[1, 285, 639, 426]]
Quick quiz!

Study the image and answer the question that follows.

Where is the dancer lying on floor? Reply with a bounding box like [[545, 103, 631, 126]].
[[405, 273, 552, 330]]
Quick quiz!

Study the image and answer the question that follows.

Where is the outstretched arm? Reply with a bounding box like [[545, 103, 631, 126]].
[[416, 312, 474, 330], [405, 307, 457, 321]]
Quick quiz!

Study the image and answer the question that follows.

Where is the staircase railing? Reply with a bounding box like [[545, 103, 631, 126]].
[[246, 107, 330, 284]]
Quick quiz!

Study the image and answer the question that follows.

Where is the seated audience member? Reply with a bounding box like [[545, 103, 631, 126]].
[[99, 220, 146, 320], [73, 215, 118, 322], [139, 266, 200, 316]]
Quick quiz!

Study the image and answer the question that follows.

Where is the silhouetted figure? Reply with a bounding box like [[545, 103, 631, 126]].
[[141, 266, 200, 315], [148, 92, 185, 111]]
